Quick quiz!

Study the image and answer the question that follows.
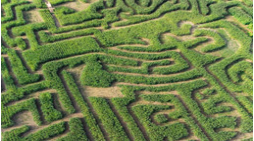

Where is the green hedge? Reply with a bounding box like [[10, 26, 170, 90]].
[[23, 37, 100, 71], [62, 70, 105, 140], [57, 118, 88, 141], [7, 49, 40, 85], [39, 92, 63, 122], [89, 97, 129, 141], [24, 122, 66, 140], [111, 97, 146, 141], [2, 98, 41, 128]]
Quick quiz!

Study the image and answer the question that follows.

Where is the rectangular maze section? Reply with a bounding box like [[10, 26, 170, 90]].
[[1, 0, 253, 141]]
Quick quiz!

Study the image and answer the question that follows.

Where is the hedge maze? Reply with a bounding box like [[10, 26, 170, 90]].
[[1, 0, 253, 140]]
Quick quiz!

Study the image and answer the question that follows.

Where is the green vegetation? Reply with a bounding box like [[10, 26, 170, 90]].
[[90, 97, 129, 141], [58, 118, 88, 141], [39, 92, 62, 122], [1, 0, 252, 140]]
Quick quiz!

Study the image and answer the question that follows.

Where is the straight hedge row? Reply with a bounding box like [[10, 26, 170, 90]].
[[89, 97, 129, 141], [61, 70, 105, 140]]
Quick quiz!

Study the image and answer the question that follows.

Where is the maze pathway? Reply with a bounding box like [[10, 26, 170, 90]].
[[1, 0, 253, 141]]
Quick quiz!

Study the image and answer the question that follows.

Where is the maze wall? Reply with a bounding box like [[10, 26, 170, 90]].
[[1, 0, 253, 140]]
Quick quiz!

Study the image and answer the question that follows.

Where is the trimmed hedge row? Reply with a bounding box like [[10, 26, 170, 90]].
[[11, 22, 48, 50], [228, 61, 252, 83], [114, 68, 202, 85], [39, 9, 57, 31], [2, 126, 30, 141], [228, 7, 252, 25], [112, 0, 188, 27], [194, 29, 226, 53], [89, 97, 129, 141], [3, 122, 66, 140], [23, 37, 100, 71], [200, 20, 252, 53], [42, 63, 75, 114], [2, 98, 41, 128], [48, 0, 74, 5], [2, 81, 46, 106], [24, 122, 66, 140], [57, 118, 88, 141], [237, 96, 253, 115], [152, 51, 189, 74], [61, 70, 105, 140], [7, 49, 40, 85], [1, 57, 16, 90], [1, 1, 31, 23], [2, 3, 34, 48], [201, 96, 232, 115], [124, 0, 166, 14], [111, 97, 146, 141], [54, 4, 102, 26], [38, 28, 96, 43], [132, 104, 188, 140], [39, 92, 63, 122], [33, 0, 47, 8]]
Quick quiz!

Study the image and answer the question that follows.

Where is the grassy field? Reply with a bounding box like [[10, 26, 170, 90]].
[[1, 0, 253, 140]]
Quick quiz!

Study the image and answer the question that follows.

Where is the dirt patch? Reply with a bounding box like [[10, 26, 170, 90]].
[[162, 32, 196, 42], [232, 132, 253, 141], [14, 111, 37, 126], [57, 0, 92, 11], [83, 85, 124, 98], [2, 111, 37, 133], [227, 39, 240, 52], [24, 9, 44, 23]]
